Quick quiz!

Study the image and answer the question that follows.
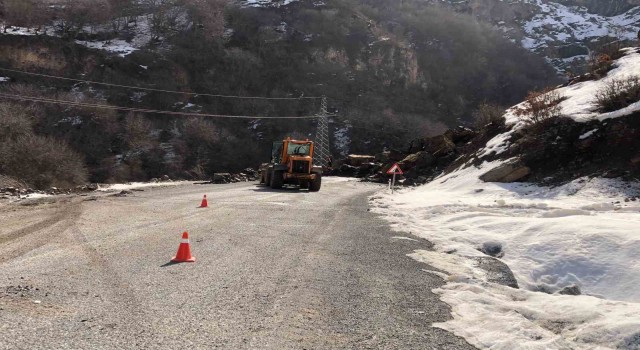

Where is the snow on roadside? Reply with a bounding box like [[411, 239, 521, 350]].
[[97, 181, 194, 192], [15, 193, 52, 201], [371, 161, 640, 349], [323, 176, 358, 183]]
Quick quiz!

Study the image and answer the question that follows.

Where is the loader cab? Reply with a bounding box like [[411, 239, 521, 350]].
[[271, 138, 314, 166]]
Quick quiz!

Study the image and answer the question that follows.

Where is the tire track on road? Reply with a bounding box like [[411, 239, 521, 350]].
[[0, 199, 83, 263], [67, 225, 155, 345]]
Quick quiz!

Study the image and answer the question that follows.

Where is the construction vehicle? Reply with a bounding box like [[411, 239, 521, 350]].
[[259, 137, 323, 191]]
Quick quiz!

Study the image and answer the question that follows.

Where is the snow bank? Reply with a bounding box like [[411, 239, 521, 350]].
[[371, 161, 640, 349]]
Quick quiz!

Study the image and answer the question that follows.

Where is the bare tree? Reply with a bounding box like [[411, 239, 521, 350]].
[[53, 0, 114, 37], [140, 0, 181, 41], [181, 0, 228, 38], [108, 0, 139, 31], [1, 0, 49, 33]]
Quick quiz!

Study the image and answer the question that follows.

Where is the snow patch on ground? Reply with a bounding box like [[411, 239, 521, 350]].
[[579, 129, 598, 140], [323, 177, 358, 184], [3, 14, 155, 57], [242, 0, 300, 8], [97, 181, 194, 192], [478, 131, 513, 157], [19, 193, 52, 200], [371, 161, 640, 348], [75, 39, 138, 57]]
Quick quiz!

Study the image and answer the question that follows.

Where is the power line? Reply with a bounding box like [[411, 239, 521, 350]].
[[0, 92, 320, 119], [0, 67, 322, 101]]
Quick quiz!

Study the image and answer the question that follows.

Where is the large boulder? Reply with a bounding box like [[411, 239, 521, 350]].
[[345, 155, 376, 167], [444, 127, 478, 145], [480, 159, 531, 183], [388, 148, 405, 162], [213, 173, 232, 184], [338, 164, 358, 177], [399, 151, 434, 170], [424, 135, 456, 156], [375, 151, 390, 163]]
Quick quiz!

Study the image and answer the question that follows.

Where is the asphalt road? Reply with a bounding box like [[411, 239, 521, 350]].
[[0, 178, 476, 349]]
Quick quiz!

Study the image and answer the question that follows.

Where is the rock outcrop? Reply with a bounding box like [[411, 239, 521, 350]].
[[479, 159, 531, 183]]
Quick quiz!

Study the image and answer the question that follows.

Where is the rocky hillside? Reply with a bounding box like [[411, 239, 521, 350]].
[[433, 0, 640, 73], [345, 47, 640, 187], [0, 0, 557, 189]]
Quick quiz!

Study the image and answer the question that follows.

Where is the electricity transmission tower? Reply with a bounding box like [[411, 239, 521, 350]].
[[314, 96, 331, 167]]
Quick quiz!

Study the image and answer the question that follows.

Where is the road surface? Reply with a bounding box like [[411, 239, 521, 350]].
[[0, 178, 476, 349]]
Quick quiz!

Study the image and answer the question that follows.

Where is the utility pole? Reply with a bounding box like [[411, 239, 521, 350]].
[[314, 96, 331, 168]]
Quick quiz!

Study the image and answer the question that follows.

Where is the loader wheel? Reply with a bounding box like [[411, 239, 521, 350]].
[[309, 174, 321, 192], [265, 170, 272, 186], [271, 170, 284, 189]]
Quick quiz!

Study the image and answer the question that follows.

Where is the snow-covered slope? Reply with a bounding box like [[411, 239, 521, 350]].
[[440, 0, 640, 72], [520, 1, 640, 71], [372, 49, 640, 349], [519, 0, 640, 53], [505, 47, 640, 127]]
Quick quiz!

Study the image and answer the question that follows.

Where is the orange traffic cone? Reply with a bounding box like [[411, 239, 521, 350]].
[[171, 231, 195, 263], [199, 195, 208, 208]]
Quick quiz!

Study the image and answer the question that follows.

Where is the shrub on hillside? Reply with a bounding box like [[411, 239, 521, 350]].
[[588, 53, 614, 78], [515, 88, 565, 126], [0, 135, 88, 189], [473, 103, 505, 129], [0, 102, 34, 139], [595, 76, 640, 113]]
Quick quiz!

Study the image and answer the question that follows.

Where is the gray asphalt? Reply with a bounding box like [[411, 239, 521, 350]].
[[0, 179, 476, 349]]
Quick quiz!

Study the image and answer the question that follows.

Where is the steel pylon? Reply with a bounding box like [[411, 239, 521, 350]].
[[314, 96, 331, 167]]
